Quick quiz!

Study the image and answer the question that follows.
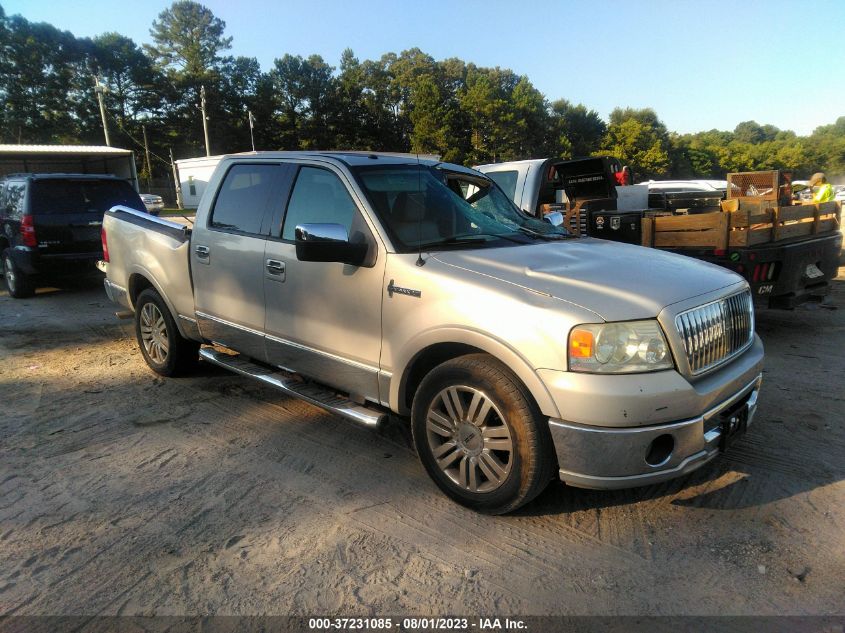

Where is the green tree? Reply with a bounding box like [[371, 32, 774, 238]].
[[0, 12, 87, 143], [146, 0, 231, 76], [145, 1, 233, 156], [460, 65, 548, 163], [548, 100, 606, 158], [90, 33, 165, 129], [804, 117, 845, 177], [599, 107, 671, 179], [216, 55, 266, 151], [733, 120, 780, 144], [358, 54, 406, 150], [268, 54, 336, 150]]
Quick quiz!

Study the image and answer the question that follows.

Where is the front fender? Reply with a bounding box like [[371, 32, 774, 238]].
[[390, 326, 561, 419]]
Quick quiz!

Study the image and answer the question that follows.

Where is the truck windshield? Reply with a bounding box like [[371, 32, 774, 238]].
[[353, 164, 570, 252]]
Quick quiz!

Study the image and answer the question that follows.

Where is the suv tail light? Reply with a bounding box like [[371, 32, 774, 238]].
[[101, 226, 110, 262], [20, 215, 37, 247]]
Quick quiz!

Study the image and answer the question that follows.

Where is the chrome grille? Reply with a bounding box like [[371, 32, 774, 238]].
[[675, 291, 754, 375]]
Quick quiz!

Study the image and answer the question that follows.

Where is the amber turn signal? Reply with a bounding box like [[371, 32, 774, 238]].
[[569, 328, 594, 359]]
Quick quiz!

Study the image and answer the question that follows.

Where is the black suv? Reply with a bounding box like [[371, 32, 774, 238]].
[[1, 173, 148, 298]]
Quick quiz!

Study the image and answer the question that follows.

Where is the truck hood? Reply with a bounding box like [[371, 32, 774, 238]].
[[431, 238, 743, 321]]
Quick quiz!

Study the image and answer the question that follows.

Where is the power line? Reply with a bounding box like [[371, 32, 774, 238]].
[[111, 117, 171, 167]]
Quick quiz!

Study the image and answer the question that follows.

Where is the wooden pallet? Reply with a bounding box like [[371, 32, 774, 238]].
[[641, 200, 841, 249]]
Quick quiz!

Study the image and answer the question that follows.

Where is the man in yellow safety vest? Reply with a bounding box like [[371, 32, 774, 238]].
[[809, 172, 835, 203]]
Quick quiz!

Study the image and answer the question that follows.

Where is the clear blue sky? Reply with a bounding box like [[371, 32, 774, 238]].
[[5, 0, 844, 136]]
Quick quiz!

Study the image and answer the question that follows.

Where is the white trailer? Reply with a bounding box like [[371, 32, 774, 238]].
[[0, 144, 139, 190], [174, 155, 224, 209]]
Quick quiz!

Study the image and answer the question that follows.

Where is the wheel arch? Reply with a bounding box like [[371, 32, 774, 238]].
[[127, 270, 195, 340], [392, 330, 560, 419]]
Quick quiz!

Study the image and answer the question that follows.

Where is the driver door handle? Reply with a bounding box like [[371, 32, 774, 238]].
[[266, 259, 284, 273], [266, 259, 285, 280]]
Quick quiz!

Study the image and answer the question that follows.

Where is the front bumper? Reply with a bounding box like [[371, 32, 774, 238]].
[[548, 374, 762, 489], [539, 333, 764, 490]]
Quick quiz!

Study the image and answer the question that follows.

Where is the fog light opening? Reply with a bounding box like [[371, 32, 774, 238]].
[[645, 434, 675, 467]]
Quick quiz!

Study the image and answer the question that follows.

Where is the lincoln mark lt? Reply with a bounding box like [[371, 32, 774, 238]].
[[101, 152, 764, 513]]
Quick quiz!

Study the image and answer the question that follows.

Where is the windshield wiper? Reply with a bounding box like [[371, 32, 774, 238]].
[[418, 232, 529, 249], [515, 226, 572, 240]]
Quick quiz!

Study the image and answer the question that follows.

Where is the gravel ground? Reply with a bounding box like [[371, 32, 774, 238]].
[[0, 269, 843, 618]]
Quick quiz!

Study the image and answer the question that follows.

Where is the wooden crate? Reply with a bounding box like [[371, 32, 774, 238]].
[[727, 200, 840, 247], [642, 213, 729, 249], [641, 200, 840, 249]]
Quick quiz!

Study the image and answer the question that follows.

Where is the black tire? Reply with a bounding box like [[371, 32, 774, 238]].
[[134, 288, 199, 376], [411, 353, 556, 514], [2, 249, 36, 298]]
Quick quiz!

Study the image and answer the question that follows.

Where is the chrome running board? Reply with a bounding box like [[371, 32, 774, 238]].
[[199, 348, 386, 428]]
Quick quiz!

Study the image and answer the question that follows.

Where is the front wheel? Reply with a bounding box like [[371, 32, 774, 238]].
[[3, 250, 35, 298], [134, 288, 199, 376], [411, 354, 556, 514]]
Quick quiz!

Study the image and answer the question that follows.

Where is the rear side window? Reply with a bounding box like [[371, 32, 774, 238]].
[[282, 167, 358, 240], [486, 170, 519, 201], [210, 164, 279, 234], [3, 182, 26, 217], [29, 180, 145, 214]]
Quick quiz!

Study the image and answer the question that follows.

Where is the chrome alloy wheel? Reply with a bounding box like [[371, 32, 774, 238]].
[[3, 256, 15, 293], [139, 302, 169, 364], [425, 385, 514, 493]]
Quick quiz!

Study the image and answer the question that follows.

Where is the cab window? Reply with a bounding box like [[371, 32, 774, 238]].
[[282, 167, 358, 240], [486, 170, 519, 201], [210, 164, 280, 235]]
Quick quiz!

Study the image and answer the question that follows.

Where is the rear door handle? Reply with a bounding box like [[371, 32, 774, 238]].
[[195, 245, 210, 258]]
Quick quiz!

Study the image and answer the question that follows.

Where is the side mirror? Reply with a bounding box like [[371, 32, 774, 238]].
[[545, 211, 564, 227], [294, 223, 367, 266]]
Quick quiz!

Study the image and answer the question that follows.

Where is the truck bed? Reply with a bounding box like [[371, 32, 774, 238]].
[[102, 206, 197, 329]]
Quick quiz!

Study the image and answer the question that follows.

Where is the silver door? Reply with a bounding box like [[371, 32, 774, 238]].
[[192, 163, 286, 361], [263, 164, 385, 402]]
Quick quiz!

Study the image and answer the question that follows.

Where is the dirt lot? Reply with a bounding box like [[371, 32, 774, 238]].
[[0, 269, 843, 618]]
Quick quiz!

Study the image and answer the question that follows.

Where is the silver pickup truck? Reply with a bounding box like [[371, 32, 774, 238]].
[[101, 151, 764, 514]]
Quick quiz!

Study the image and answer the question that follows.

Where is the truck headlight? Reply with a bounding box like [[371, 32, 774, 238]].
[[568, 320, 673, 373]]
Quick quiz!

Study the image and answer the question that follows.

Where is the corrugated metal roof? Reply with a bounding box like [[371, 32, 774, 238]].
[[0, 144, 132, 155]]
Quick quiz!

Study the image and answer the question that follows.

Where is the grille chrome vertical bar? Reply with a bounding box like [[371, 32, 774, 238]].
[[689, 310, 700, 372], [710, 303, 719, 366], [675, 290, 753, 375]]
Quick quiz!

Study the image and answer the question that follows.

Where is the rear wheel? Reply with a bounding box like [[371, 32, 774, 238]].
[[2, 250, 35, 298], [134, 288, 199, 376], [411, 354, 555, 514]]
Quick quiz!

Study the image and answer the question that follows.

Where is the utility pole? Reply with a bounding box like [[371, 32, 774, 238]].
[[200, 85, 211, 157], [170, 148, 183, 210], [142, 125, 152, 190], [248, 110, 256, 152], [93, 76, 111, 147]]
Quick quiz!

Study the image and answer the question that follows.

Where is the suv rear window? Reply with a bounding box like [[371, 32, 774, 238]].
[[30, 179, 145, 214]]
